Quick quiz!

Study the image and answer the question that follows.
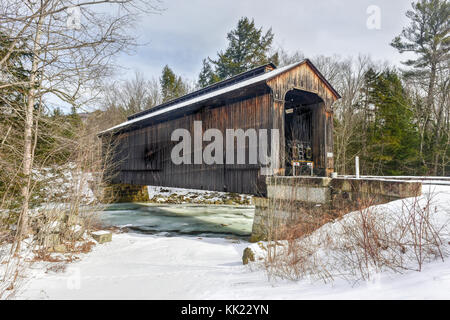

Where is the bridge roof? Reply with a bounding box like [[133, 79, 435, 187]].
[[99, 59, 339, 135]]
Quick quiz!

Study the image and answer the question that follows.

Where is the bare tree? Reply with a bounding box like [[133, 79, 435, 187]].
[[276, 48, 305, 67], [317, 55, 377, 174], [0, 0, 161, 253], [102, 71, 162, 124]]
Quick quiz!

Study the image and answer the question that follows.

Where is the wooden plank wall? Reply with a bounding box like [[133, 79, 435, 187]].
[[111, 92, 273, 195]]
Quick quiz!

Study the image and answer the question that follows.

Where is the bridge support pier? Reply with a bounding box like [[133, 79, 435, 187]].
[[103, 183, 149, 203]]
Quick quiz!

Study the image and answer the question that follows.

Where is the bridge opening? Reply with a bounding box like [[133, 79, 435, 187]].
[[283, 89, 324, 176]]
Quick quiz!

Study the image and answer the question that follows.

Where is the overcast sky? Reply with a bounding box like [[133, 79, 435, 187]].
[[114, 0, 414, 82]]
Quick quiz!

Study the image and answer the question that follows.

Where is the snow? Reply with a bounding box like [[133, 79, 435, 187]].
[[246, 184, 450, 279], [145, 185, 252, 205], [31, 164, 97, 205], [70, 225, 83, 233], [11, 232, 450, 300], [99, 60, 306, 135], [147, 186, 220, 200], [48, 221, 59, 230], [6, 183, 450, 300], [91, 230, 110, 236], [340, 175, 450, 180]]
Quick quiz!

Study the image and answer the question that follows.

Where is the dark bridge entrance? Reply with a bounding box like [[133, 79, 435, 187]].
[[284, 89, 325, 176]]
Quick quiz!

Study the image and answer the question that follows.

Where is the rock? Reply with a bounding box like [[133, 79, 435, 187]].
[[52, 244, 67, 253], [242, 247, 255, 265], [249, 234, 264, 243], [43, 233, 60, 247], [64, 224, 85, 241], [66, 214, 83, 227], [91, 230, 112, 244]]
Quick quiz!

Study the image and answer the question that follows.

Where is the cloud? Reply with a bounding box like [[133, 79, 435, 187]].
[[115, 0, 413, 81]]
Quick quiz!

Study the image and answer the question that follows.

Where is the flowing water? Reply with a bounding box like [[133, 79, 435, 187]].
[[98, 203, 255, 239]]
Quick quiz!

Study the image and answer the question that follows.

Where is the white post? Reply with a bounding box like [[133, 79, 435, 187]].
[[355, 156, 360, 179]]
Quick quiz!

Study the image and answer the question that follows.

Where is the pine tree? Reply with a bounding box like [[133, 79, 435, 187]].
[[391, 0, 449, 80], [0, 32, 31, 204], [198, 17, 278, 87], [0, 32, 31, 113], [160, 65, 188, 102], [391, 0, 449, 173], [198, 59, 220, 88], [364, 70, 420, 175]]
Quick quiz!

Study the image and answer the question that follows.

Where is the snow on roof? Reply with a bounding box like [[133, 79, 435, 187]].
[[99, 60, 305, 135]]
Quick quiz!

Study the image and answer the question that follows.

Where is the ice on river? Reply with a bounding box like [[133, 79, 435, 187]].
[[98, 203, 255, 238]]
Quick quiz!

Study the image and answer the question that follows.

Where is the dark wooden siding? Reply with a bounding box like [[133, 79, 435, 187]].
[[110, 92, 273, 195]]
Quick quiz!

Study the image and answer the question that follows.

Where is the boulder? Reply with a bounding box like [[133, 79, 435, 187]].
[[43, 233, 60, 247], [242, 247, 255, 265], [51, 244, 67, 253], [64, 224, 85, 241], [91, 230, 112, 244]]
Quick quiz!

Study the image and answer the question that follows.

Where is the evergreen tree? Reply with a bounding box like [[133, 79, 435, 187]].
[[0, 32, 31, 202], [0, 32, 31, 114], [160, 65, 188, 102], [198, 17, 278, 87], [198, 59, 220, 88], [391, 0, 449, 80], [391, 0, 449, 173], [364, 70, 420, 175]]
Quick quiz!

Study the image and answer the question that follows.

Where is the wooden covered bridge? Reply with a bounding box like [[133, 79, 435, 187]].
[[99, 60, 340, 195]]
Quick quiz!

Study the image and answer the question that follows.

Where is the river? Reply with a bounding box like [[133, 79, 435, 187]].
[[98, 203, 255, 239]]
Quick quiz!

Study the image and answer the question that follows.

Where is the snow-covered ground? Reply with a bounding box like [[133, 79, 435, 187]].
[[7, 184, 450, 300], [11, 232, 450, 300], [32, 164, 97, 205]]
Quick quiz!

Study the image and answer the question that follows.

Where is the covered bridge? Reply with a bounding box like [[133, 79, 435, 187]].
[[99, 60, 340, 195]]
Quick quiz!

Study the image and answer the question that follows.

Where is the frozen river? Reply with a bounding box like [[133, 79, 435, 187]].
[[98, 203, 255, 239]]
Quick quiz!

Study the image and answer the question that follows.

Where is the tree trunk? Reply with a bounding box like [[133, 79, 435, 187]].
[[14, 18, 43, 253], [426, 63, 438, 175]]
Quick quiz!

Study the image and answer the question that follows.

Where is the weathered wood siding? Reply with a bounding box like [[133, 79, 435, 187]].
[[110, 92, 273, 195]]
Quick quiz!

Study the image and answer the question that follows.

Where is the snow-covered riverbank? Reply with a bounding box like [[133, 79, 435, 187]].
[[12, 232, 450, 299]]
